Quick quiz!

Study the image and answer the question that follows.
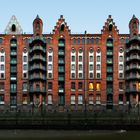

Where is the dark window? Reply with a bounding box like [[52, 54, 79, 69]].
[[0, 38, 3, 44], [60, 24, 65, 31], [78, 82, 82, 90], [91, 38, 94, 44], [86, 38, 90, 44], [89, 73, 93, 78], [0, 73, 4, 79], [109, 24, 113, 31], [119, 73, 123, 78], [23, 83, 28, 91], [48, 56, 52, 61], [48, 82, 52, 90], [23, 56, 27, 62], [77, 38, 80, 44], [10, 96, 16, 105], [119, 82, 123, 90], [48, 73, 52, 78], [78, 73, 83, 78], [96, 38, 99, 44], [119, 94, 123, 102], [23, 73, 27, 78], [11, 24, 16, 32], [72, 56, 75, 62], [96, 73, 101, 79], [0, 82, 4, 91], [71, 73, 75, 78], [73, 38, 76, 44], [82, 38, 85, 44], [71, 82, 75, 90]]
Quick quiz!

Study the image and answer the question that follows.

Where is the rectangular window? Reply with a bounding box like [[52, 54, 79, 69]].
[[96, 95, 101, 104], [71, 73, 75, 79], [71, 56, 75, 62], [119, 65, 123, 70], [48, 56, 52, 61], [79, 64, 83, 70], [119, 82, 123, 91], [71, 82, 75, 91], [79, 56, 82, 62], [71, 64, 75, 70], [1, 56, 4, 62], [78, 95, 83, 105], [96, 83, 101, 91], [23, 56, 27, 62], [96, 64, 100, 70], [48, 95, 52, 104], [48, 73, 52, 78], [0, 82, 4, 91], [119, 56, 123, 62], [48, 82, 52, 91], [23, 64, 27, 71], [23, 73, 27, 78], [96, 73, 101, 79], [97, 56, 100, 62], [78, 82, 83, 90], [89, 95, 94, 104], [0, 64, 4, 71], [23, 96, 27, 104], [58, 95, 64, 105], [0, 95, 4, 104], [89, 73, 93, 79], [78, 73, 83, 78], [89, 64, 93, 71], [10, 96, 16, 106], [10, 83, 17, 92], [0, 73, 4, 79], [89, 56, 93, 62], [119, 73, 123, 78], [71, 95, 75, 105], [48, 64, 52, 70], [89, 82, 94, 90], [23, 83, 28, 91]]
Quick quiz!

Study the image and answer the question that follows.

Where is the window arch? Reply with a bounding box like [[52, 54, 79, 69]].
[[11, 24, 16, 32]]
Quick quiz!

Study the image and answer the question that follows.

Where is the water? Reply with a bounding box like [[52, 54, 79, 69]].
[[0, 130, 140, 140]]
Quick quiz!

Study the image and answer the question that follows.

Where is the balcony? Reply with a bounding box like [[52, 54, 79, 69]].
[[30, 56, 46, 62], [58, 50, 65, 56], [58, 43, 65, 47], [10, 52, 17, 56], [126, 46, 140, 53], [29, 46, 46, 53], [58, 88, 64, 93], [29, 75, 46, 81], [10, 60, 17, 64], [106, 43, 113, 47], [29, 65, 46, 71], [126, 88, 140, 93], [107, 59, 113, 65], [107, 88, 113, 93], [58, 76, 65, 81], [107, 68, 113, 73], [58, 60, 65, 64], [10, 89, 17, 93], [29, 88, 46, 93], [58, 67, 65, 73], [106, 51, 113, 56], [10, 77, 17, 81], [10, 43, 17, 47], [106, 77, 113, 81], [126, 75, 140, 80]]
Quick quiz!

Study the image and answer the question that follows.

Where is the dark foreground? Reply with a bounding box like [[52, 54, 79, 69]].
[[0, 130, 140, 140]]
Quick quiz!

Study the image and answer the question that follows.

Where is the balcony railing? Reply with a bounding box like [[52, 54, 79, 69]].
[[10, 43, 17, 47], [29, 75, 46, 80], [30, 46, 46, 53], [58, 43, 65, 47], [106, 43, 113, 47], [10, 52, 17, 55], [106, 77, 113, 81], [29, 66, 46, 71], [58, 88, 64, 93], [30, 56, 46, 62]]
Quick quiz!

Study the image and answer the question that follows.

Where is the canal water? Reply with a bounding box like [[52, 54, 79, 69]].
[[0, 130, 140, 140]]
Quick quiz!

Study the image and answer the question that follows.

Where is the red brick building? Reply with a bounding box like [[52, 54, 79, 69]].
[[0, 15, 139, 112]]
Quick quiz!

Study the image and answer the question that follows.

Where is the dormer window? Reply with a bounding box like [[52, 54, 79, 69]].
[[109, 24, 113, 31], [60, 23, 65, 31], [11, 24, 16, 32]]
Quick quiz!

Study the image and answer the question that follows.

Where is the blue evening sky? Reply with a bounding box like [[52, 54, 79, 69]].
[[0, 0, 139, 34]]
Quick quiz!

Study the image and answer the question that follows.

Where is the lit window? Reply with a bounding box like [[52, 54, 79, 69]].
[[96, 83, 101, 91], [48, 95, 52, 104], [78, 95, 83, 105], [71, 95, 75, 105], [89, 82, 94, 90], [138, 83, 140, 90]]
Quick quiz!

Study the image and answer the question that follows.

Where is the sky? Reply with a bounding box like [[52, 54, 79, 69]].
[[0, 0, 140, 34]]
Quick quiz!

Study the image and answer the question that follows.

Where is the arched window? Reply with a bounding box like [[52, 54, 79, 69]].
[[11, 24, 16, 32], [109, 24, 113, 31], [60, 23, 65, 31]]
